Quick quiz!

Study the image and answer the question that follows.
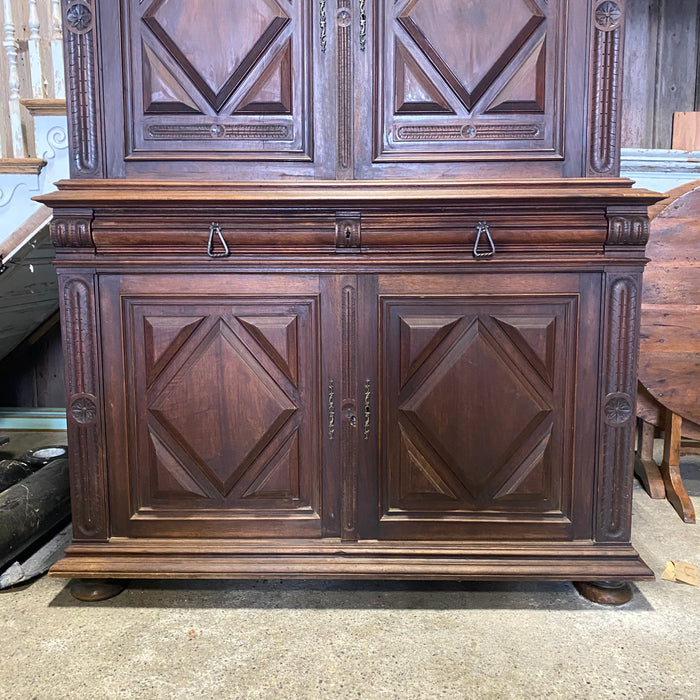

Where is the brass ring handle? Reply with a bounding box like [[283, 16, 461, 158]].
[[207, 222, 230, 258], [473, 221, 495, 258]]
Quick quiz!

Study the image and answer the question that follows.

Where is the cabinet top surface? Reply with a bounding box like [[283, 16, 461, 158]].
[[38, 179, 663, 208]]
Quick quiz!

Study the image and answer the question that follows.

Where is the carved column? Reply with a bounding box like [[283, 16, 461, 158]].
[[51, 211, 109, 541], [336, 0, 353, 174], [596, 209, 647, 542], [62, 0, 103, 176], [587, 0, 626, 176]]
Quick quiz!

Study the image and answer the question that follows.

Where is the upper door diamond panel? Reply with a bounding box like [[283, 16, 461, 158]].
[[371, 0, 566, 167], [398, 0, 544, 110], [143, 0, 290, 112], [122, 0, 314, 164]]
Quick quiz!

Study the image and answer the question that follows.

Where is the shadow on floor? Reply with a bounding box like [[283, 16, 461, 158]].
[[48, 578, 654, 612]]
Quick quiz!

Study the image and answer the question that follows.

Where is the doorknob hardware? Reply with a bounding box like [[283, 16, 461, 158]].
[[359, 0, 367, 51], [319, 0, 327, 53], [207, 222, 230, 258], [328, 378, 336, 440], [473, 220, 495, 258], [363, 379, 371, 440]]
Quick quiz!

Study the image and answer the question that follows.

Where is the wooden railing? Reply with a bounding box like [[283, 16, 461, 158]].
[[1, 0, 64, 161]]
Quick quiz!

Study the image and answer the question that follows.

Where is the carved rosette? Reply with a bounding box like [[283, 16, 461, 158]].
[[63, 0, 103, 176], [50, 209, 94, 249], [60, 272, 109, 540], [65, 1, 92, 33], [597, 273, 640, 541], [588, 0, 625, 175], [70, 394, 98, 425]]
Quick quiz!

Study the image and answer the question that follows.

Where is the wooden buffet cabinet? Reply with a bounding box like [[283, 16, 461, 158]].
[[41, 0, 661, 603]]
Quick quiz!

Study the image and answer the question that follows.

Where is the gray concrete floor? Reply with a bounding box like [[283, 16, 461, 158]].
[[1, 431, 699, 700]]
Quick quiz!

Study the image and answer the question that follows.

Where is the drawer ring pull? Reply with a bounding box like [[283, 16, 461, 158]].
[[473, 221, 495, 258], [207, 222, 230, 258]]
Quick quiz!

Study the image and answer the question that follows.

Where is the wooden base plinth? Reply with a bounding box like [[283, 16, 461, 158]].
[[573, 581, 633, 605], [49, 539, 654, 585], [70, 578, 128, 602]]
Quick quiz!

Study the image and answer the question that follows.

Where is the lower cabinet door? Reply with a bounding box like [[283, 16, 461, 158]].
[[100, 274, 324, 539], [359, 273, 599, 541]]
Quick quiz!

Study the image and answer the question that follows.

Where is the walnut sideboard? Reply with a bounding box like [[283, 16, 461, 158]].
[[41, 0, 660, 603]]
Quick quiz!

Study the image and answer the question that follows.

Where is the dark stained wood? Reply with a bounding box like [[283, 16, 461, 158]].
[[65, 0, 627, 180], [41, 1, 660, 589], [103, 283, 323, 539], [372, 281, 579, 541]]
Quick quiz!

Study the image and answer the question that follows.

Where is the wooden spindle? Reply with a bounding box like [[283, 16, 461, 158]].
[[2, 0, 25, 157], [28, 0, 44, 98], [51, 0, 64, 99]]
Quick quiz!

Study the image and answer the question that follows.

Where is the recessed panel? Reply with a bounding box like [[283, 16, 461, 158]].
[[375, 0, 566, 163], [123, 0, 312, 161]]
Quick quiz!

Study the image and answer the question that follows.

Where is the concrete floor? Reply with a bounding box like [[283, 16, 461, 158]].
[[1, 432, 699, 700]]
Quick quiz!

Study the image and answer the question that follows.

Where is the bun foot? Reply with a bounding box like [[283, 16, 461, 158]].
[[70, 578, 127, 602], [573, 581, 633, 605]]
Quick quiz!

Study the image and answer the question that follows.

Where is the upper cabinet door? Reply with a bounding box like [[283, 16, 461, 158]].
[[353, 0, 597, 179], [95, 0, 334, 178], [65, 0, 622, 180]]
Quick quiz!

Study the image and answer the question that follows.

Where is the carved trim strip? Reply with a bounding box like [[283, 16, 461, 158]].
[[337, 2, 352, 169], [589, 0, 624, 174], [61, 273, 108, 540], [146, 124, 291, 140], [341, 283, 357, 539], [64, 0, 101, 175], [395, 124, 543, 142], [597, 274, 639, 541]]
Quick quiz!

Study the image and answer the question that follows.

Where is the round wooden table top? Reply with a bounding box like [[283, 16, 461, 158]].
[[638, 181, 700, 427]]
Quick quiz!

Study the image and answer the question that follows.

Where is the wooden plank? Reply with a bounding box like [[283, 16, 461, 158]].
[[672, 112, 700, 150], [621, 0, 659, 148], [653, 0, 700, 148]]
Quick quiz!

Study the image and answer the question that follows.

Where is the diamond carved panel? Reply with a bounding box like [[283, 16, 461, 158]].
[[398, 0, 544, 110], [143, 0, 290, 112], [400, 318, 551, 500], [149, 319, 296, 496]]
